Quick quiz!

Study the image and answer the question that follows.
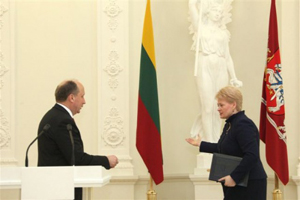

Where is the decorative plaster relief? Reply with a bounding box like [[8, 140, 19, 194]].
[[102, 107, 125, 148], [0, 0, 17, 165], [0, 2, 8, 16], [103, 1, 123, 93], [104, 60, 122, 77], [0, 62, 8, 77], [101, 0, 127, 149], [103, 51, 123, 91], [0, 0, 10, 151], [0, 110, 10, 148], [104, 0, 122, 32]]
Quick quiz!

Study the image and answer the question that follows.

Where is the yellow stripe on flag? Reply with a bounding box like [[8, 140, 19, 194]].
[[142, 0, 156, 69]]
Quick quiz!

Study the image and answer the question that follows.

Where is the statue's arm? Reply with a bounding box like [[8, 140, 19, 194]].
[[188, 0, 199, 31]]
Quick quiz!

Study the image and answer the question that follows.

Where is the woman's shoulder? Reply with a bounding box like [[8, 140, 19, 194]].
[[232, 111, 256, 126]]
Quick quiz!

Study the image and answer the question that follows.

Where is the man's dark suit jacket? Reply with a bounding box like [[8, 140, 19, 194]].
[[37, 104, 110, 200]]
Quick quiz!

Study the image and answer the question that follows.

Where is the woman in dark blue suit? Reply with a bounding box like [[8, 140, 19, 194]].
[[186, 86, 267, 200]]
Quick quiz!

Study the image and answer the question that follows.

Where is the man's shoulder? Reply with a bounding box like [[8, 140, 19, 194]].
[[42, 104, 70, 121]]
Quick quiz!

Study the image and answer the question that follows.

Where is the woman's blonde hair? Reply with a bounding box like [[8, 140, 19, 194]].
[[215, 86, 243, 111]]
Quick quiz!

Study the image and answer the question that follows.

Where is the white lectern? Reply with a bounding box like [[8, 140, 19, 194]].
[[21, 167, 74, 200], [0, 166, 111, 200]]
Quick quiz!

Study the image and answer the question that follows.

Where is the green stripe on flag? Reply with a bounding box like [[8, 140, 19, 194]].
[[139, 44, 161, 134]]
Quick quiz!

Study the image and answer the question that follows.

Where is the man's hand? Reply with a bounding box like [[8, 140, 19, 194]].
[[107, 155, 118, 168]]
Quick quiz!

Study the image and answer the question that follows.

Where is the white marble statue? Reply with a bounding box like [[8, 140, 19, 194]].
[[188, 0, 242, 142]]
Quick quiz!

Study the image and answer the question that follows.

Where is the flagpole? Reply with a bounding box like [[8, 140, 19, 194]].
[[273, 173, 282, 200], [147, 175, 157, 200]]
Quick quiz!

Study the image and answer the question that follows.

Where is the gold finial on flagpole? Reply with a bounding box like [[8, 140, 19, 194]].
[[273, 173, 282, 200], [147, 175, 157, 200]]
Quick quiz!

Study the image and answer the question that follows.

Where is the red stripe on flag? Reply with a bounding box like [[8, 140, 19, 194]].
[[136, 95, 164, 185]]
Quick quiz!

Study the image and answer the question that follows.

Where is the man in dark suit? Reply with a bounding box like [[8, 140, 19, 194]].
[[38, 79, 118, 200]]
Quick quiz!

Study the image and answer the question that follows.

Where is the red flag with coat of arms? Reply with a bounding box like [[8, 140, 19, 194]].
[[259, 0, 289, 185]]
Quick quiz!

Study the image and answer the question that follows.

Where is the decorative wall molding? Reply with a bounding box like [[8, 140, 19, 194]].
[[102, 107, 125, 148], [100, 0, 125, 150], [0, 0, 17, 166], [104, 51, 123, 91], [0, 110, 10, 148], [104, 0, 122, 32], [97, 0, 133, 176]]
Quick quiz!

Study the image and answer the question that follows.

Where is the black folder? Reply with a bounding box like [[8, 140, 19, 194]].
[[209, 153, 249, 187]]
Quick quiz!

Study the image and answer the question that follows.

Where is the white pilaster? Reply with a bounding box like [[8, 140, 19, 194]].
[[97, 0, 133, 176], [96, 0, 135, 199], [0, 0, 17, 166], [282, 0, 300, 199]]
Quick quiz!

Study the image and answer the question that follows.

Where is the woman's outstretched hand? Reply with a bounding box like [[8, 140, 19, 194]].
[[185, 135, 201, 147]]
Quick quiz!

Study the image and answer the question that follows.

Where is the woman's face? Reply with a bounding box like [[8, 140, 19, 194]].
[[208, 6, 222, 22], [217, 98, 236, 119]]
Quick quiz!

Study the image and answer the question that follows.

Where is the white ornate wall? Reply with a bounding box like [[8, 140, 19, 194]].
[[0, 0, 299, 200]]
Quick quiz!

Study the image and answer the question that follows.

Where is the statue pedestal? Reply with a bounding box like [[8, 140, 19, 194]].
[[193, 153, 212, 175], [189, 174, 223, 200], [190, 153, 223, 199]]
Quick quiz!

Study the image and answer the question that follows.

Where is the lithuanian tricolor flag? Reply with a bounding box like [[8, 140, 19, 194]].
[[136, 0, 164, 185]]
